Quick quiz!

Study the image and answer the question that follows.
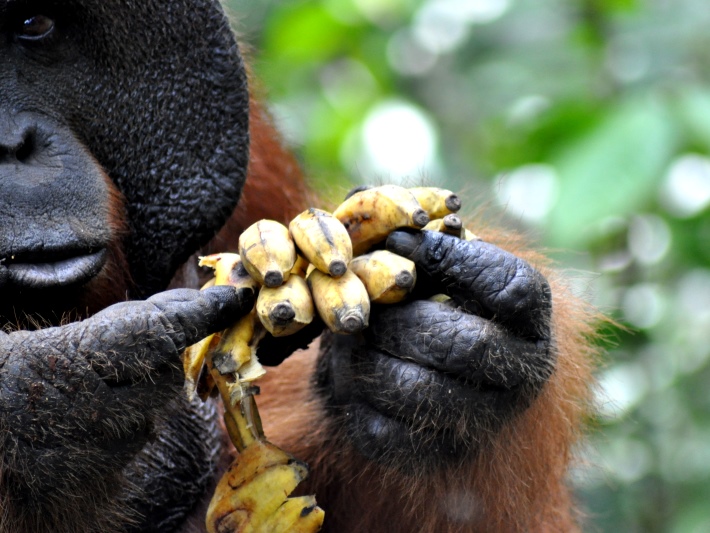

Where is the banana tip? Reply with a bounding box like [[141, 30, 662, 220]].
[[394, 271, 415, 289], [264, 271, 284, 288], [328, 260, 347, 277], [270, 302, 296, 325], [338, 313, 367, 334], [445, 194, 462, 212], [443, 213, 462, 230], [412, 208, 429, 228]]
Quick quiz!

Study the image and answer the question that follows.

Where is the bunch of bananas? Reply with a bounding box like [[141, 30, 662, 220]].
[[183, 185, 469, 533]]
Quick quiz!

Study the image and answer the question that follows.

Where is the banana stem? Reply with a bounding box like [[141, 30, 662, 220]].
[[208, 358, 265, 452]]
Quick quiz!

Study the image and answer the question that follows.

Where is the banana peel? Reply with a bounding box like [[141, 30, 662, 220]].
[[207, 440, 325, 533], [333, 184, 430, 255], [194, 252, 323, 533], [289, 208, 352, 277], [349, 250, 416, 305]]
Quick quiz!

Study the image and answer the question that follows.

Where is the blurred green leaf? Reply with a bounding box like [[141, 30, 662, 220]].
[[675, 87, 710, 152], [547, 94, 679, 248], [262, 2, 359, 64]]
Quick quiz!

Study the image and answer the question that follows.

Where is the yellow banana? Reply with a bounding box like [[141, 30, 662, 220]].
[[183, 329, 220, 401], [333, 184, 430, 255], [291, 254, 310, 278], [308, 268, 370, 334], [187, 254, 264, 402], [349, 250, 417, 304], [256, 274, 315, 337], [211, 309, 266, 383], [191, 252, 323, 533], [423, 213, 464, 238], [238, 219, 296, 287], [198, 252, 259, 291], [260, 495, 323, 532], [206, 440, 324, 533], [409, 186, 461, 218], [289, 208, 353, 277], [464, 228, 480, 241]]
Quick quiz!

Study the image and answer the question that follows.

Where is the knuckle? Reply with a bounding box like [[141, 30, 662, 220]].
[[489, 257, 551, 315]]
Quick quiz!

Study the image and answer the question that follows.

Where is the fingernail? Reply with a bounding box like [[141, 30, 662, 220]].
[[386, 230, 423, 257]]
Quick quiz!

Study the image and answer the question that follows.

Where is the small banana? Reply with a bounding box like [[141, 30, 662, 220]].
[[409, 186, 461, 218], [256, 274, 315, 337], [206, 440, 325, 533], [197, 254, 265, 381], [333, 184, 430, 255], [289, 208, 352, 277], [238, 220, 296, 287], [423, 213, 464, 238], [349, 250, 417, 304], [308, 268, 370, 334]]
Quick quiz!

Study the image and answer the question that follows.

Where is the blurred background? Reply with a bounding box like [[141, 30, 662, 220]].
[[225, 0, 710, 530]]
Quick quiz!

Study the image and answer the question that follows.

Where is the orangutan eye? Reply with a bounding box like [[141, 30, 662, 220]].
[[17, 15, 55, 42]]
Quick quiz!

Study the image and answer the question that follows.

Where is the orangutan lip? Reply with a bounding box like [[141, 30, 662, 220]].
[[6, 249, 107, 289]]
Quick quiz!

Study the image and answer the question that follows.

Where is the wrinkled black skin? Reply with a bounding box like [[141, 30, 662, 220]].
[[0, 0, 555, 531], [0, 287, 254, 513], [316, 230, 554, 469]]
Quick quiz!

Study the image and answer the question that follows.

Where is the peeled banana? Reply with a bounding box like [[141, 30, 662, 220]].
[[206, 440, 324, 533], [333, 184, 430, 255], [289, 208, 352, 277], [197, 254, 324, 533], [183, 262, 261, 401], [349, 250, 417, 304], [238, 219, 296, 288], [212, 309, 267, 386], [308, 267, 370, 334]]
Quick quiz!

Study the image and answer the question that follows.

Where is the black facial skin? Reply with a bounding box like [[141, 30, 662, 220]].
[[0, 115, 113, 317], [316, 230, 554, 470], [0, 0, 250, 302]]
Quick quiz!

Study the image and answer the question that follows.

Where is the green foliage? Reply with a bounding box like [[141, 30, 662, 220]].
[[226, 0, 710, 530], [548, 94, 679, 248]]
